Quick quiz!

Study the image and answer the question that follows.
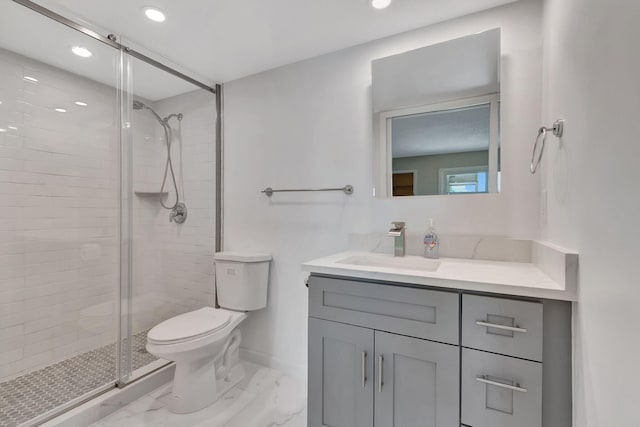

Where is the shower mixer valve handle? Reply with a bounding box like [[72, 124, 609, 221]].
[[170, 202, 188, 224]]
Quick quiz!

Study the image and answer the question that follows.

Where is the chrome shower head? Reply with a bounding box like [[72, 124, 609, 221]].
[[132, 99, 182, 125], [132, 100, 165, 125]]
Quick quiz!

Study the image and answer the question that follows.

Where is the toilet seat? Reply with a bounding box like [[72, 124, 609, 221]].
[[147, 307, 231, 345]]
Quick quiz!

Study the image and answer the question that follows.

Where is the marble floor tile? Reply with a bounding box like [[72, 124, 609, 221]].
[[236, 363, 283, 395], [91, 362, 307, 427], [222, 375, 306, 427]]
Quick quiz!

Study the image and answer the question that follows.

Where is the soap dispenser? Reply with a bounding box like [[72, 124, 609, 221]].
[[424, 219, 439, 259]]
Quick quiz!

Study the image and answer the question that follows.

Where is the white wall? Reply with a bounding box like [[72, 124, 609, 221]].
[[224, 0, 543, 376], [541, 0, 640, 425]]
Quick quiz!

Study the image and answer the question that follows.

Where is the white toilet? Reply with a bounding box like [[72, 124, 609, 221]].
[[146, 252, 271, 414]]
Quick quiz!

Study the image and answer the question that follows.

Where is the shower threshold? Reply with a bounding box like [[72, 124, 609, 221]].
[[0, 330, 156, 427]]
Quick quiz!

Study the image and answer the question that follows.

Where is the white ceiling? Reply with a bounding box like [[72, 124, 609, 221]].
[[392, 105, 491, 158], [0, 1, 201, 101], [373, 29, 500, 157], [372, 29, 500, 112], [33, 0, 517, 84]]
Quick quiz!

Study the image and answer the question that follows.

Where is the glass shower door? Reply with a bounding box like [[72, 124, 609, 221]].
[[119, 51, 218, 383], [0, 1, 123, 425]]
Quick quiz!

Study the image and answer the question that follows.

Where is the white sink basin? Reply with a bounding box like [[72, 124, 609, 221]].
[[337, 254, 441, 272]]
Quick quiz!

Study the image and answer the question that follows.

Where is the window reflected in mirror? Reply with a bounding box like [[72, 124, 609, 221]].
[[389, 100, 500, 196]]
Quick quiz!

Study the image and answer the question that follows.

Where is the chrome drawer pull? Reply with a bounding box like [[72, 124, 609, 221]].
[[361, 351, 367, 388], [476, 320, 527, 333], [378, 355, 384, 393], [476, 375, 528, 393]]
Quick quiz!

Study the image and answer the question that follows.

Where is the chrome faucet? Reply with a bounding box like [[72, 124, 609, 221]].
[[388, 222, 406, 257]]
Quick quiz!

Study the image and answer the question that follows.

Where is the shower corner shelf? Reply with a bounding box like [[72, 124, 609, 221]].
[[134, 191, 168, 197]]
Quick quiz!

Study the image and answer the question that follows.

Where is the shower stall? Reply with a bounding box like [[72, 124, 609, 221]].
[[0, 1, 220, 426]]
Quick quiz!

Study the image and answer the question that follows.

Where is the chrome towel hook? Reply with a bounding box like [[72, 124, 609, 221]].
[[530, 119, 564, 174]]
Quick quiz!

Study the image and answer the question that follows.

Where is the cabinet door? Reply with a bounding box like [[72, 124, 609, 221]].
[[308, 318, 374, 427], [374, 331, 459, 427]]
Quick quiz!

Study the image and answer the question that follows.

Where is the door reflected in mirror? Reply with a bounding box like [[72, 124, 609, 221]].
[[372, 29, 501, 197]]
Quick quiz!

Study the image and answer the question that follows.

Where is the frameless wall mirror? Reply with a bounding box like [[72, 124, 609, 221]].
[[372, 28, 501, 197]]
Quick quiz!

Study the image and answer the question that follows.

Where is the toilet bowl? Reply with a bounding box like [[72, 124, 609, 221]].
[[146, 307, 247, 413], [146, 251, 271, 414]]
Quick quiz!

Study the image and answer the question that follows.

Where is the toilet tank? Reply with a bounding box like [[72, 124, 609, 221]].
[[214, 252, 272, 311]]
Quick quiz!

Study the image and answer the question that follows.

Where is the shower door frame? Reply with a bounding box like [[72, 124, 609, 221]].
[[9, 0, 223, 423]]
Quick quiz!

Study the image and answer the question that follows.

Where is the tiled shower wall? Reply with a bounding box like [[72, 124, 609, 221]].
[[130, 90, 217, 332], [153, 91, 217, 318], [0, 47, 119, 382], [0, 46, 217, 382]]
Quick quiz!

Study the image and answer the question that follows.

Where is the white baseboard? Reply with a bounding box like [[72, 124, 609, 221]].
[[239, 347, 307, 382]]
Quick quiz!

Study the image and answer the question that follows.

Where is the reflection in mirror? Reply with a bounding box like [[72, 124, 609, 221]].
[[372, 29, 501, 197]]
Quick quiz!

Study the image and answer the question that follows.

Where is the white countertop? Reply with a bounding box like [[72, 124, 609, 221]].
[[302, 251, 577, 301]]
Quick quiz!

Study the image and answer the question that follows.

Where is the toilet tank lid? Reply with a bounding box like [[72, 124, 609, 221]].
[[214, 252, 272, 262]]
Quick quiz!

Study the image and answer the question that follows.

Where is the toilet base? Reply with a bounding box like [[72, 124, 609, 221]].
[[146, 310, 249, 415], [163, 362, 245, 414]]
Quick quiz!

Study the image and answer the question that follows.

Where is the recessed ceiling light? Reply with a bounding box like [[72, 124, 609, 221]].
[[8, 126, 17, 130], [143, 7, 166, 22], [0, 129, 6, 133], [75, 101, 88, 107], [23, 76, 38, 83], [55, 108, 67, 113], [72, 46, 93, 58], [370, 0, 392, 9]]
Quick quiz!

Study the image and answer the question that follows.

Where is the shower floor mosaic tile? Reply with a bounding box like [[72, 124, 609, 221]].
[[0, 330, 157, 427]]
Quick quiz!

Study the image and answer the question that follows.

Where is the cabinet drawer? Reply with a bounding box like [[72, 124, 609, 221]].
[[462, 348, 542, 427], [309, 276, 459, 345], [462, 294, 542, 361]]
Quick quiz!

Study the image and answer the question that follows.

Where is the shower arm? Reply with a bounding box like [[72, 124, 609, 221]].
[[164, 113, 183, 123]]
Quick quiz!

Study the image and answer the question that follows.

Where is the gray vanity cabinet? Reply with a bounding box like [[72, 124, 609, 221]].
[[375, 331, 459, 427], [308, 318, 374, 427], [307, 275, 572, 427]]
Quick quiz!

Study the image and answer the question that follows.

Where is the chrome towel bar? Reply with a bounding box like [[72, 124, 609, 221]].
[[261, 185, 354, 197], [530, 119, 565, 174]]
